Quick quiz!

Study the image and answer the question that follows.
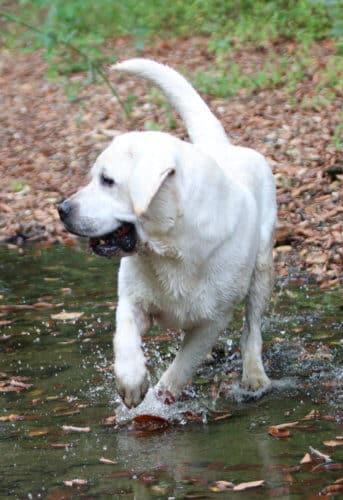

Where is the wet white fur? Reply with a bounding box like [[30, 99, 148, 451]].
[[66, 59, 277, 408]]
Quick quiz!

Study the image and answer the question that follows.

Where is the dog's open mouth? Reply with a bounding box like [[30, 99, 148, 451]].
[[89, 223, 137, 257]]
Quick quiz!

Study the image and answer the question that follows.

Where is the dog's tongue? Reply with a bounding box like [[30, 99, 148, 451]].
[[89, 223, 136, 257]]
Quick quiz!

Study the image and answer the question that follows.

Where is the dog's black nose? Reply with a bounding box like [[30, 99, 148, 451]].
[[58, 200, 72, 221]]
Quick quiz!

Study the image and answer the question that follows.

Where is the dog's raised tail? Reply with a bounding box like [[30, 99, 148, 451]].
[[112, 58, 229, 146]]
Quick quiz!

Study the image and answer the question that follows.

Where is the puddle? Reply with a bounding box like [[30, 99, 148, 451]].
[[0, 245, 342, 498]]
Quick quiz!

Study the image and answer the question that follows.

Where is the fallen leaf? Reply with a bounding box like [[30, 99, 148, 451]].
[[130, 414, 170, 435], [63, 479, 88, 487], [0, 414, 25, 422], [270, 421, 299, 430], [233, 480, 265, 491], [0, 378, 33, 392], [9, 378, 33, 389], [211, 480, 234, 491], [33, 301, 60, 309], [320, 484, 343, 495], [28, 428, 49, 436], [51, 311, 84, 321], [0, 304, 33, 311], [323, 440, 343, 448], [0, 320, 12, 326], [99, 457, 117, 465], [268, 426, 290, 438], [212, 411, 232, 422], [302, 410, 321, 420], [103, 415, 116, 426], [311, 462, 343, 473], [300, 453, 313, 464], [62, 425, 91, 433]]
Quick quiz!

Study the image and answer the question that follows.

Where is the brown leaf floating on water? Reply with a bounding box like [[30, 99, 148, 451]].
[[268, 426, 290, 438], [233, 480, 265, 491], [0, 377, 33, 393], [302, 409, 321, 420], [211, 410, 232, 422], [320, 484, 343, 495], [51, 311, 84, 321], [300, 453, 313, 464], [0, 414, 25, 422], [131, 414, 170, 434], [210, 480, 234, 491], [0, 320, 12, 327], [63, 479, 88, 487], [270, 421, 299, 430], [28, 428, 49, 437], [323, 440, 343, 448], [99, 457, 117, 465], [62, 425, 91, 433], [103, 415, 116, 426]]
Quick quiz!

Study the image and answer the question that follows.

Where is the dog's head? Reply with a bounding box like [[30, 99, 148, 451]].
[[58, 131, 180, 257]]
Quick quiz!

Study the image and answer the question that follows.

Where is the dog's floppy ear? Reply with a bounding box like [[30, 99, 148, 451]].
[[129, 164, 175, 217]]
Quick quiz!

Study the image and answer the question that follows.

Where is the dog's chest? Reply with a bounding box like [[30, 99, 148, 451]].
[[134, 258, 229, 328]]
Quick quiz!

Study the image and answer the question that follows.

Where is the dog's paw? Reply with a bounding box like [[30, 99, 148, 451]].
[[241, 370, 271, 392], [115, 362, 149, 408], [155, 386, 176, 405]]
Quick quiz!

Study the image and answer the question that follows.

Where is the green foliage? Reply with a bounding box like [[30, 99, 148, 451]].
[[332, 119, 343, 150], [2, 0, 341, 66], [0, 0, 341, 103], [193, 48, 321, 99]]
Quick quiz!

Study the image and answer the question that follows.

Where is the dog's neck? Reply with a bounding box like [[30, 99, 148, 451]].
[[134, 139, 241, 264]]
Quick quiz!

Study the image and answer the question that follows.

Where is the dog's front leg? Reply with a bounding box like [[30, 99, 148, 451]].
[[114, 299, 151, 408], [156, 321, 222, 402]]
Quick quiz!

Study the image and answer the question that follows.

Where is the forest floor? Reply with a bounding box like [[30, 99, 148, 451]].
[[0, 36, 342, 287]]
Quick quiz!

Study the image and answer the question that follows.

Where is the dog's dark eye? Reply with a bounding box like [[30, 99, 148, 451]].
[[100, 173, 115, 187]]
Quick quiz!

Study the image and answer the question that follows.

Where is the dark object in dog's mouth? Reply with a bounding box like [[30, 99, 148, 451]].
[[89, 223, 137, 257]]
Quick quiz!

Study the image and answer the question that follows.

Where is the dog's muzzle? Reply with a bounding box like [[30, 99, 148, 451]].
[[89, 223, 137, 257]]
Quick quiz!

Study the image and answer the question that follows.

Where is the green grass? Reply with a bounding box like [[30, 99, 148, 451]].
[[332, 119, 343, 150], [9, 0, 342, 42], [0, 0, 342, 102], [193, 44, 342, 103]]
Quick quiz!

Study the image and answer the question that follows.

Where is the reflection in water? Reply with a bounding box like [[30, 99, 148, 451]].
[[0, 245, 342, 498]]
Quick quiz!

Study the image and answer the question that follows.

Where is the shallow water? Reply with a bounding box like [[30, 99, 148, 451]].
[[0, 245, 342, 499]]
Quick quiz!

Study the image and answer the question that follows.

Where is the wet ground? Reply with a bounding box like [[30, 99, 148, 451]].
[[0, 245, 342, 499]]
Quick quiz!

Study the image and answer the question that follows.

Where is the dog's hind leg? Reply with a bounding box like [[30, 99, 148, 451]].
[[156, 320, 226, 401], [240, 244, 274, 391]]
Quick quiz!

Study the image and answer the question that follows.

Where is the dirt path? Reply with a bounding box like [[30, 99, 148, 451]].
[[0, 37, 341, 287]]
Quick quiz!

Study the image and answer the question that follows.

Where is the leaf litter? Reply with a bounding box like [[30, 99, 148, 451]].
[[0, 376, 33, 393], [0, 36, 341, 288]]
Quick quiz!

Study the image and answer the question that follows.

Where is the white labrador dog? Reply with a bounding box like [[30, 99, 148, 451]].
[[58, 59, 277, 408]]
